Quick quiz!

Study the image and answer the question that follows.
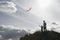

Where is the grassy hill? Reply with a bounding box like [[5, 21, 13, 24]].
[[20, 31, 60, 40]]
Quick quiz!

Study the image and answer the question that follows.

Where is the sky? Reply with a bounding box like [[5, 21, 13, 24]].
[[0, 0, 60, 40], [0, 0, 41, 40]]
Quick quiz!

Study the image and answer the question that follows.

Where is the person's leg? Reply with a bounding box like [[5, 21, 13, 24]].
[[41, 27, 43, 32], [44, 26, 47, 31]]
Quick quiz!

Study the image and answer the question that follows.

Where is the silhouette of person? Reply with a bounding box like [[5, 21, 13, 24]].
[[43, 20, 47, 31], [41, 25, 43, 32], [39, 20, 47, 32]]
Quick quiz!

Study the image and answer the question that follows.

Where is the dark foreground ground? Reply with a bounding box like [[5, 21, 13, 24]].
[[20, 31, 60, 40]]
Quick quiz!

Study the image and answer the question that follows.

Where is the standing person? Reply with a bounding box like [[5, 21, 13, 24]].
[[43, 20, 47, 31]]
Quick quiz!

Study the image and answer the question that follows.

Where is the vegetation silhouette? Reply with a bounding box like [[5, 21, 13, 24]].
[[20, 20, 60, 40], [20, 31, 60, 40]]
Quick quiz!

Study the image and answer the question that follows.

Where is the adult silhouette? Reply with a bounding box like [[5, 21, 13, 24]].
[[43, 20, 47, 31]]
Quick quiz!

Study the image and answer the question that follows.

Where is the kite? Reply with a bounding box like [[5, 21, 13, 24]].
[[26, 7, 32, 12]]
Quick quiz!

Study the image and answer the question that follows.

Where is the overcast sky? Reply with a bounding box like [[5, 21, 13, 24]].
[[0, 0, 60, 40], [0, 0, 42, 40]]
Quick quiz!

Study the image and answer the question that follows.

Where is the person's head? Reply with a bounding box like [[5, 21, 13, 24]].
[[43, 20, 45, 23]]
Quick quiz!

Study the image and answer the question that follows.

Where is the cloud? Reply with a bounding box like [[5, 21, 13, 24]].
[[0, 0, 11, 1], [1, 24, 60, 40], [0, 1, 17, 13], [0, 25, 28, 40]]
